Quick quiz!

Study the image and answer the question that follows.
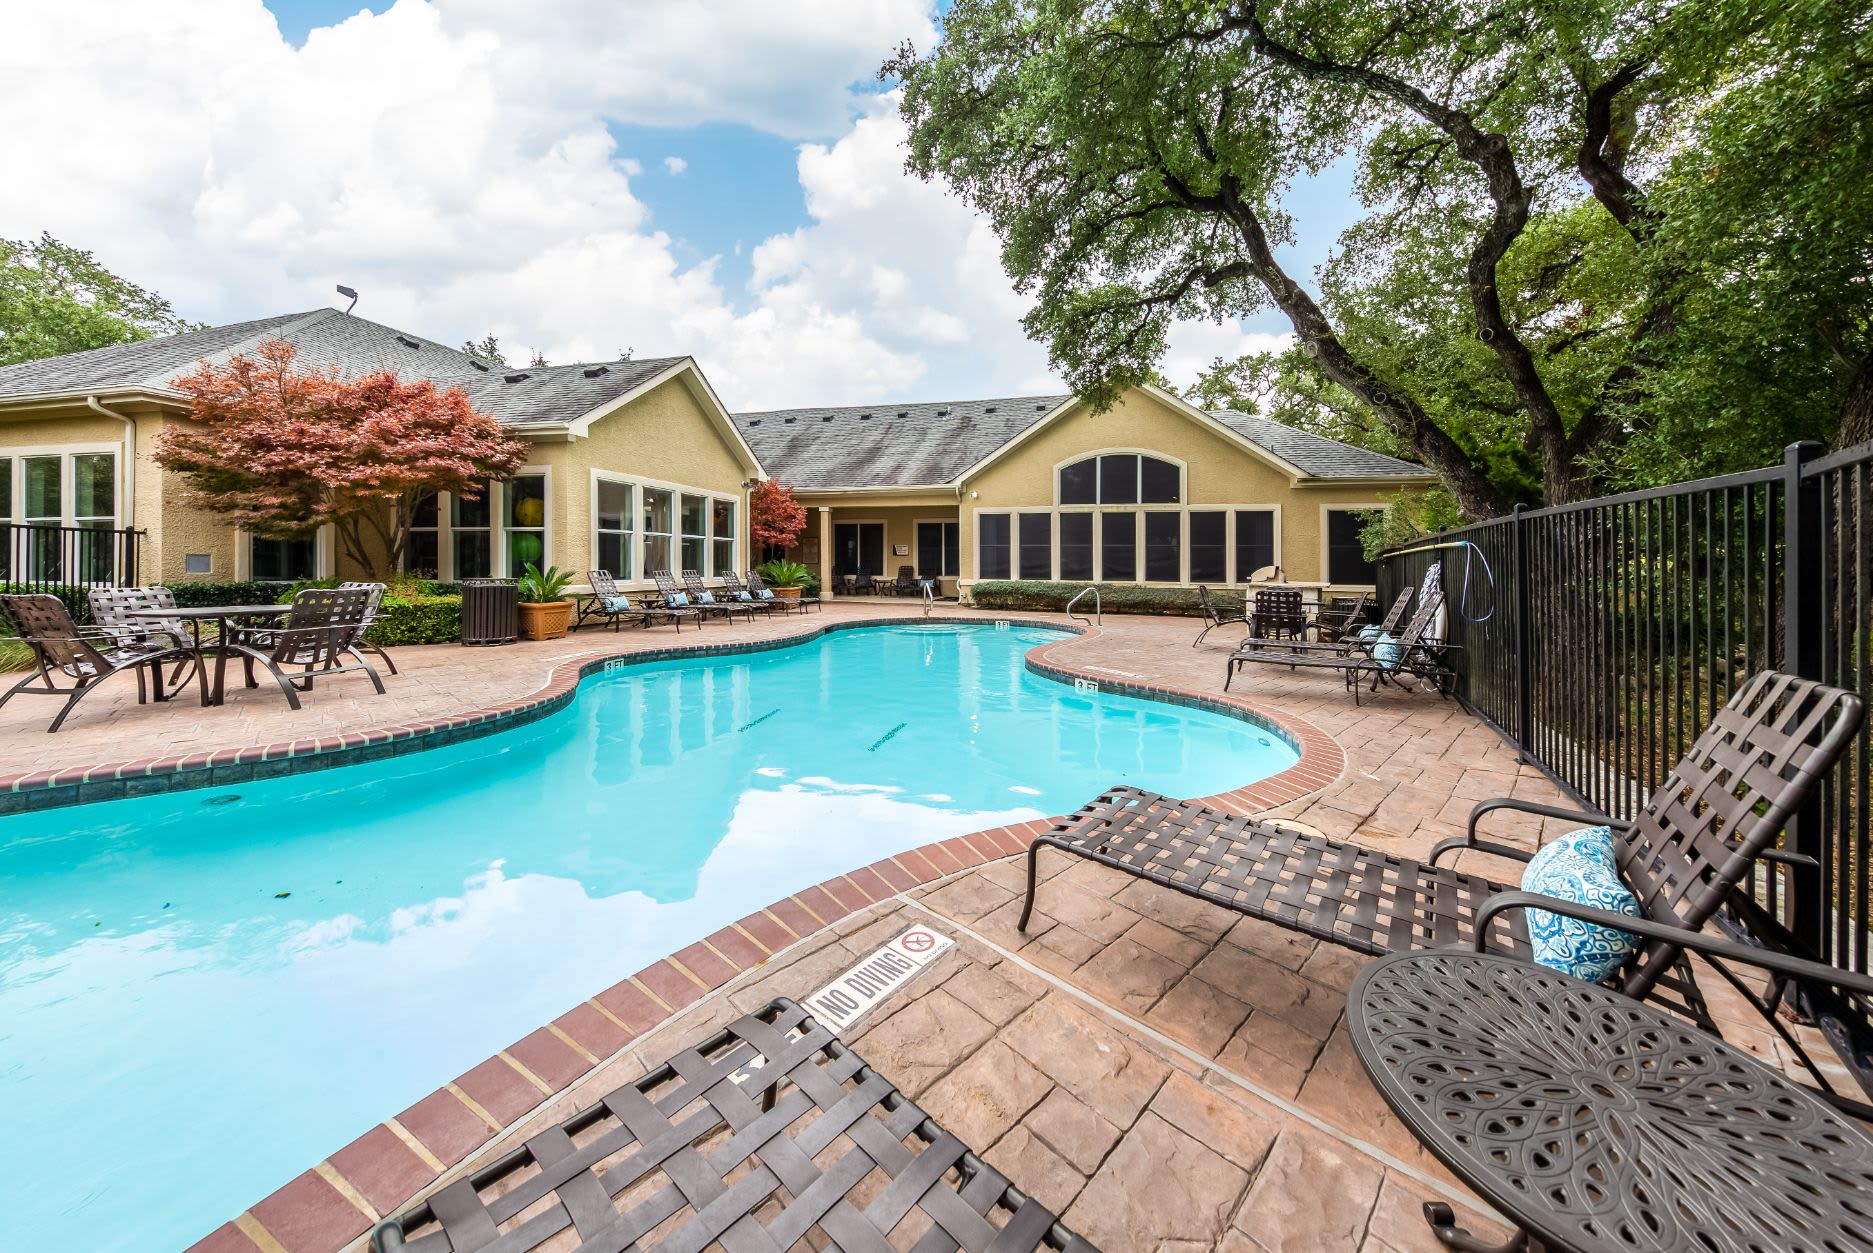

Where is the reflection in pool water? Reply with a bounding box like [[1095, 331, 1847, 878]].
[[0, 624, 1296, 1251]]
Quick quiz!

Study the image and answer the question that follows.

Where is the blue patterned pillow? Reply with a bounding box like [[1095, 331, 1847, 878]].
[[601, 595, 634, 612], [1522, 826, 1641, 982], [696, 590, 715, 604], [668, 591, 689, 606], [757, 588, 774, 600], [1373, 632, 1402, 670], [1357, 624, 1383, 643]]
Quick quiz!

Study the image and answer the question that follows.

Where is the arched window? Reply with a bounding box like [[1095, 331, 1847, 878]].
[[1057, 453, 1181, 505]]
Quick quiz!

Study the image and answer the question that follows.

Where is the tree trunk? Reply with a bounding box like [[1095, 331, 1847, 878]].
[[1838, 351, 1873, 451]]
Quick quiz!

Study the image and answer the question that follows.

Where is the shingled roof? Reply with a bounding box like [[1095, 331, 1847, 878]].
[[732, 393, 1432, 489], [0, 308, 687, 428]]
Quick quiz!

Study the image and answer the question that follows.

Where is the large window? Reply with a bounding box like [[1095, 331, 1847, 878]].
[[1059, 513, 1094, 581], [1, 450, 120, 581], [1235, 510, 1276, 579], [453, 487, 495, 579], [917, 520, 959, 578], [1100, 512, 1137, 582], [642, 488, 675, 576], [504, 473, 547, 576], [1017, 513, 1052, 579], [1326, 509, 1379, 585], [1059, 452, 1181, 505], [977, 513, 1011, 579], [679, 493, 708, 573], [402, 479, 526, 581], [251, 534, 318, 581], [596, 479, 635, 579], [1189, 511, 1226, 584], [1143, 512, 1181, 582], [711, 498, 737, 576]]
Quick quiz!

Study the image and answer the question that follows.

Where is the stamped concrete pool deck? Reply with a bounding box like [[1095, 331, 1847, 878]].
[[1, 604, 1847, 1251]]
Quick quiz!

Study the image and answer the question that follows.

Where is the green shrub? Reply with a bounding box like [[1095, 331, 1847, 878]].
[[0, 636, 33, 672], [0, 582, 94, 623], [364, 593, 461, 646], [165, 580, 299, 609], [967, 580, 1246, 617]]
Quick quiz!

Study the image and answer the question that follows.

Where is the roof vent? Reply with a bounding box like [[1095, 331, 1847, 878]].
[[984, 405, 997, 413], [503, 372, 530, 383], [748, 418, 761, 426], [582, 365, 609, 378], [468, 359, 490, 372], [395, 334, 421, 350], [784, 417, 797, 424], [822, 414, 834, 422], [896, 410, 909, 418], [860, 413, 872, 421], [1034, 403, 1048, 410], [937, 408, 950, 417]]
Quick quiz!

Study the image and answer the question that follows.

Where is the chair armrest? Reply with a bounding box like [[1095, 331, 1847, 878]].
[[1427, 798, 1631, 868], [1755, 847, 1822, 869], [1426, 835, 1541, 868], [1472, 890, 1873, 998]]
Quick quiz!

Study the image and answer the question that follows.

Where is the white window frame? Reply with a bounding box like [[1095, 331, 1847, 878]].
[[604, 471, 739, 588], [0, 443, 123, 528], [590, 472, 637, 581], [1320, 503, 1386, 588], [1052, 448, 1187, 507], [238, 524, 334, 582], [398, 473, 552, 581], [501, 464, 552, 578], [913, 516, 960, 578]]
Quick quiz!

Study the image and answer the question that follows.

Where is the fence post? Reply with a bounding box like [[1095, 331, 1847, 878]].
[[1782, 440, 1827, 957], [1512, 503, 1533, 753]]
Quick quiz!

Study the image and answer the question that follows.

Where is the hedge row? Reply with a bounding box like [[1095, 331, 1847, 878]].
[[1, 581, 464, 646], [966, 580, 1245, 616], [365, 594, 461, 646]]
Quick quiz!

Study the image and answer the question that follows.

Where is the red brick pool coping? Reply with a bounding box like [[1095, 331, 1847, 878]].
[[58, 615, 1345, 1253]]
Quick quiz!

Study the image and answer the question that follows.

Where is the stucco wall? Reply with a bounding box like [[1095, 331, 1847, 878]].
[[795, 501, 965, 596]]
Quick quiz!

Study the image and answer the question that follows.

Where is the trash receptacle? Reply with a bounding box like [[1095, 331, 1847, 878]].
[[461, 578, 519, 646]]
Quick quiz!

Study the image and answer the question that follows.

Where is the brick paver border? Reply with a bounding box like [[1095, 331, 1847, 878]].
[[35, 613, 1345, 1253]]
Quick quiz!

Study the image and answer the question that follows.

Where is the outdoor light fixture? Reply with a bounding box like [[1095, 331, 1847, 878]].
[[335, 284, 358, 314]]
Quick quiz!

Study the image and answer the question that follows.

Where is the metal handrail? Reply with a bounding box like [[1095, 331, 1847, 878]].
[[922, 580, 935, 617], [1066, 585, 1101, 625]]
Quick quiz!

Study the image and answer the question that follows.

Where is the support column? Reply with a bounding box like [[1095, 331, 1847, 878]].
[[816, 507, 834, 598]]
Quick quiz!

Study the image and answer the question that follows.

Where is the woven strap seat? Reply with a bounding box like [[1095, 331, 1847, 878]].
[[1025, 786, 1531, 958], [375, 998, 1097, 1253]]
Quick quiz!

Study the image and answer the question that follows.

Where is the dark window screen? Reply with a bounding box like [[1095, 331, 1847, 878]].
[[1140, 456, 1180, 503], [1017, 513, 1052, 579], [1235, 511, 1275, 579], [1144, 512, 1180, 581], [1101, 512, 1136, 581], [978, 514, 1011, 579], [1188, 511, 1226, 583], [1059, 513, 1094, 580], [1058, 459, 1097, 504], [1327, 510, 1378, 584], [1099, 454, 1138, 504]]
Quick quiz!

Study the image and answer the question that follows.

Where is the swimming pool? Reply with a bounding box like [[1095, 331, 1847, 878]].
[[0, 622, 1297, 1250]]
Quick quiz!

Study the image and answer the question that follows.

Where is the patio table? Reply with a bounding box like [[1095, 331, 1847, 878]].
[[128, 604, 290, 706], [1347, 948, 1873, 1252]]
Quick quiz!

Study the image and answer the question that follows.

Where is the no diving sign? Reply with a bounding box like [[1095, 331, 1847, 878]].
[[802, 926, 956, 1034]]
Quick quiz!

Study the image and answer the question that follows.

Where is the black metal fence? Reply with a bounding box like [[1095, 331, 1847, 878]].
[[1378, 439, 1873, 1057], [0, 522, 145, 592]]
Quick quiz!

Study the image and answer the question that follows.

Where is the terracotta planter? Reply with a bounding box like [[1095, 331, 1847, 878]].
[[517, 599, 574, 641], [772, 586, 803, 601]]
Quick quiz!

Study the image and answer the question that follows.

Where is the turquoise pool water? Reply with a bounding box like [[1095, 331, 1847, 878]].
[[0, 623, 1296, 1251]]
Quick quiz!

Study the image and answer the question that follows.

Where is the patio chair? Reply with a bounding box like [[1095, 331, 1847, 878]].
[[682, 569, 757, 622], [1226, 587, 1413, 682], [891, 564, 918, 596], [581, 570, 690, 631], [88, 585, 199, 697], [338, 581, 400, 675], [0, 593, 201, 731], [371, 997, 1097, 1253], [1248, 586, 1308, 644], [1225, 590, 1449, 704], [1192, 584, 1248, 646], [1311, 589, 1375, 645], [1020, 671, 1868, 1112], [649, 569, 731, 624], [718, 569, 776, 617], [222, 586, 385, 709], [853, 569, 877, 595], [748, 567, 820, 612]]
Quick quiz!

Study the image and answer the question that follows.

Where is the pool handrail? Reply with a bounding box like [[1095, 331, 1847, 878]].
[[1066, 585, 1101, 626]]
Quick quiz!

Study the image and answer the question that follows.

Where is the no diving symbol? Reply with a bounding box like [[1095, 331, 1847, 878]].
[[900, 929, 937, 954]]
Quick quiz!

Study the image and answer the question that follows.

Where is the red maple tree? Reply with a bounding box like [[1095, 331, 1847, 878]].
[[749, 479, 808, 555], [155, 339, 530, 578]]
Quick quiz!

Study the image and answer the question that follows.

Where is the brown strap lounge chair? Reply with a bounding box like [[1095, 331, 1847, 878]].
[[337, 581, 401, 675], [1227, 586, 1414, 671], [718, 569, 776, 617], [1311, 589, 1375, 644], [1226, 590, 1449, 704], [88, 585, 199, 697], [583, 570, 693, 631], [1191, 585, 1248, 646], [682, 569, 757, 621], [0, 592, 200, 731], [371, 997, 1097, 1253], [222, 586, 385, 709], [1021, 671, 1868, 1110], [1249, 586, 1307, 643], [650, 569, 731, 623]]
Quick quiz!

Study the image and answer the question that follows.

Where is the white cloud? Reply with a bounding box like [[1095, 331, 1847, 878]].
[[0, 0, 1270, 410]]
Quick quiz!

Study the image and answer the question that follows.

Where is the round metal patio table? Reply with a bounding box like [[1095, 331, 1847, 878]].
[[1347, 949, 1873, 1253], [128, 604, 290, 706]]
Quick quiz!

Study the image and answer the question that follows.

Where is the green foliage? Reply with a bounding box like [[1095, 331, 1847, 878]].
[[1356, 488, 1464, 560], [968, 580, 1244, 617], [0, 637, 31, 672], [364, 594, 461, 646], [0, 232, 196, 366], [164, 581, 298, 609], [516, 562, 574, 603], [0, 582, 94, 623], [755, 559, 813, 588]]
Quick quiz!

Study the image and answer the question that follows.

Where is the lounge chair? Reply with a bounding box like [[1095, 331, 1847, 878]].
[[1192, 585, 1248, 646], [1021, 671, 1868, 1111], [650, 569, 730, 624], [1226, 586, 1414, 680], [88, 585, 199, 696], [1248, 586, 1308, 644], [1311, 589, 1375, 645], [890, 564, 918, 596], [581, 570, 694, 631], [1226, 590, 1450, 703], [682, 569, 757, 622], [748, 567, 819, 612], [338, 581, 400, 675], [371, 997, 1097, 1253], [222, 586, 386, 709], [718, 569, 776, 617], [0, 592, 200, 731]]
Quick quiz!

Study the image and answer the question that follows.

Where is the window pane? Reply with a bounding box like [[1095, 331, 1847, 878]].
[[712, 538, 734, 576], [681, 536, 706, 573], [917, 522, 944, 577], [0, 457, 11, 520], [412, 492, 439, 528], [598, 532, 625, 578], [680, 493, 707, 538], [1144, 511, 1180, 581], [1100, 512, 1136, 581], [643, 488, 673, 537], [73, 453, 115, 520], [1327, 510, 1378, 584], [1098, 454, 1137, 505], [1140, 456, 1180, 504], [453, 485, 491, 528], [506, 474, 546, 529], [1017, 513, 1051, 579], [1235, 511, 1275, 579], [1059, 513, 1094, 581], [711, 498, 734, 539], [252, 535, 316, 581], [1058, 458, 1097, 505], [943, 523, 958, 577], [596, 480, 630, 532], [1189, 511, 1226, 583], [408, 530, 439, 577], [643, 533, 673, 576], [977, 514, 1011, 579], [455, 530, 492, 579], [24, 456, 59, 520]]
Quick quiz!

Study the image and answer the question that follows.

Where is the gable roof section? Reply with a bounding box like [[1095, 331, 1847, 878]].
[[1209, 409, 1433, 480], [732, 395, 1072, 489], [0, 310, 323, 399]]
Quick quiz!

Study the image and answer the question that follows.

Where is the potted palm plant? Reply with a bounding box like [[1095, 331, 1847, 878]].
[[516, 562, 576, 640], [756, 559, 812, 603]]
